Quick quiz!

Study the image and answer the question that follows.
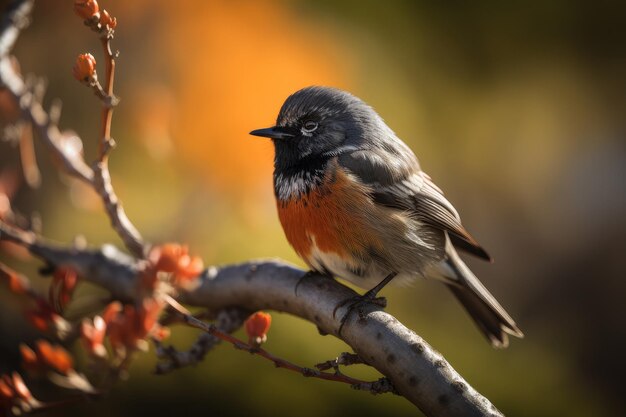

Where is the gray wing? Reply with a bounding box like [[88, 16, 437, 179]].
[[339, 149, 492, 261]]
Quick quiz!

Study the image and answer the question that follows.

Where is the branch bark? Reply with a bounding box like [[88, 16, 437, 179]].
[[183, 262, 502, 417], [0, 220, 502, 417]]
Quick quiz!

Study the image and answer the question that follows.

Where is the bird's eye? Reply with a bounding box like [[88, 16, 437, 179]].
[[302, 120, 318, 133]]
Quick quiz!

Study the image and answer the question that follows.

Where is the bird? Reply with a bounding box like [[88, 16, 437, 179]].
[[250, 86, 523, 347]]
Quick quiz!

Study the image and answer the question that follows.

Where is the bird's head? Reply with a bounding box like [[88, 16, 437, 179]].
[[250, 86, 391, 167]]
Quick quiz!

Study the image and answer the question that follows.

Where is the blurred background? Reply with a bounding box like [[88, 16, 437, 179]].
[[1, 1, 625, 416]]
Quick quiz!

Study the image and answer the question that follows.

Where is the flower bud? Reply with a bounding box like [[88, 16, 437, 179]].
[[148, 243, 204, 287], [19, 344, 38, 371], [81, 316, 107, 358], [50, 267, 79, 313], [10, 373, 32, 401], [72, 53, 96, 82], [152, 325, 170, 342], [35, 340, 74, 375], [102, 301, 122, 324], [0, 378, 13, 400], [245, 311, 272, 346], [99, 9, 117, 29], [150, 243, 185, 273], [74, 0, 99, 20]]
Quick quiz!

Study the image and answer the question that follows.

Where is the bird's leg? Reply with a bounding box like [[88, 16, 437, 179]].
[[333, 272, 397, 334]]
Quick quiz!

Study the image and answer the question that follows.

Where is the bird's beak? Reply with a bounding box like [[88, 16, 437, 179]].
[[249, 126, 295, 140]]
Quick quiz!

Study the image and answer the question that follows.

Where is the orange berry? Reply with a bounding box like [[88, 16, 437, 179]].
[[74, 0, 99, 20], [149, 243, 203, 287], [26, 312, 49, 331], [152, 325, 170, 341], [72, 53, 96, 82], [57, 267, 78, 292], [99, 9, 117, 29], [35, 340, 53, 364], [8, 273, 27, 294], [102, 301, 122, 324], [19, 344, 38, 369], [35, 340, 73, 375], [50, 267, 78, 313], [0, 378, 13, 400], [0, 264, 28, 294], [81, 316, 107, 357], [180, 255, 204, 277], [244, 311, 272, 345], [139, 298, 162, 335], [151, 243, 186, 273], [51, 348, 73, 375], [10, 373, 31, 400]]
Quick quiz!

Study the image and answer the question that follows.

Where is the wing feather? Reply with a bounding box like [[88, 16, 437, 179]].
[[339, 150, 492, 261]]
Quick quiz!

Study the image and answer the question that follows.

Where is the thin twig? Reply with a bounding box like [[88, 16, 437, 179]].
[[0, 217, 35, 245], [82, 25, 144, 258], [154, 308, 247, 374], [0, 260, 33, 294], [0, 58, 94, 183], [179, 311, 392, 392], [91, 162, 144, 258], [85, 75, 118, 109], [18, 120, 40, 188], [316, 352, 365, 371], [98, 36, 116, 161], [0, 0, 33, 58]]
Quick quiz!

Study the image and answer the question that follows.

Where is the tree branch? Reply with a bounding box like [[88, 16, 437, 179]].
[[0, 0, 33, 58], [98, 36, 115, 160], [0, 220, 502, 417], [0, 57, 95, 183], [0, 0, 145, 258], [182, 262, 502, 417]]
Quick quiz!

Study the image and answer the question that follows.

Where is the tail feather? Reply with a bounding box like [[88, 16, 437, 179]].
[[442, 239, 523, 348]]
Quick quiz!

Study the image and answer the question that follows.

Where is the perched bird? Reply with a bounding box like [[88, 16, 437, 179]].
[[250, 86, 523, 347]]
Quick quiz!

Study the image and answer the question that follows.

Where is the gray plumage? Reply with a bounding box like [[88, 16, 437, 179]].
[[253, 86, 523, 347]]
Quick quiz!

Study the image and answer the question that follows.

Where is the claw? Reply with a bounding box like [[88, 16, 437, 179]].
[[332, 272, 397, 334], [333, 294, 387, 335]]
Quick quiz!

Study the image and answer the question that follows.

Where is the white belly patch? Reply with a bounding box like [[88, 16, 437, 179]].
[[306, 234, 416, 289]]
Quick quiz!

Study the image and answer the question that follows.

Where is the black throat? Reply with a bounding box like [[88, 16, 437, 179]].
[[273, 151, 330, 201]]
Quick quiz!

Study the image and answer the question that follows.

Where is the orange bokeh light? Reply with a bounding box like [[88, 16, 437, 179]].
[[133, 1, 352, 192]]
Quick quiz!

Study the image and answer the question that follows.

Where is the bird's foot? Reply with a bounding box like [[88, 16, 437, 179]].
[[333, 292, 387, 335]]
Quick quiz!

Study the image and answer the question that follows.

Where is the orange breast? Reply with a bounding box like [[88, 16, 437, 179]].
[[276, 164, 382, 269]]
